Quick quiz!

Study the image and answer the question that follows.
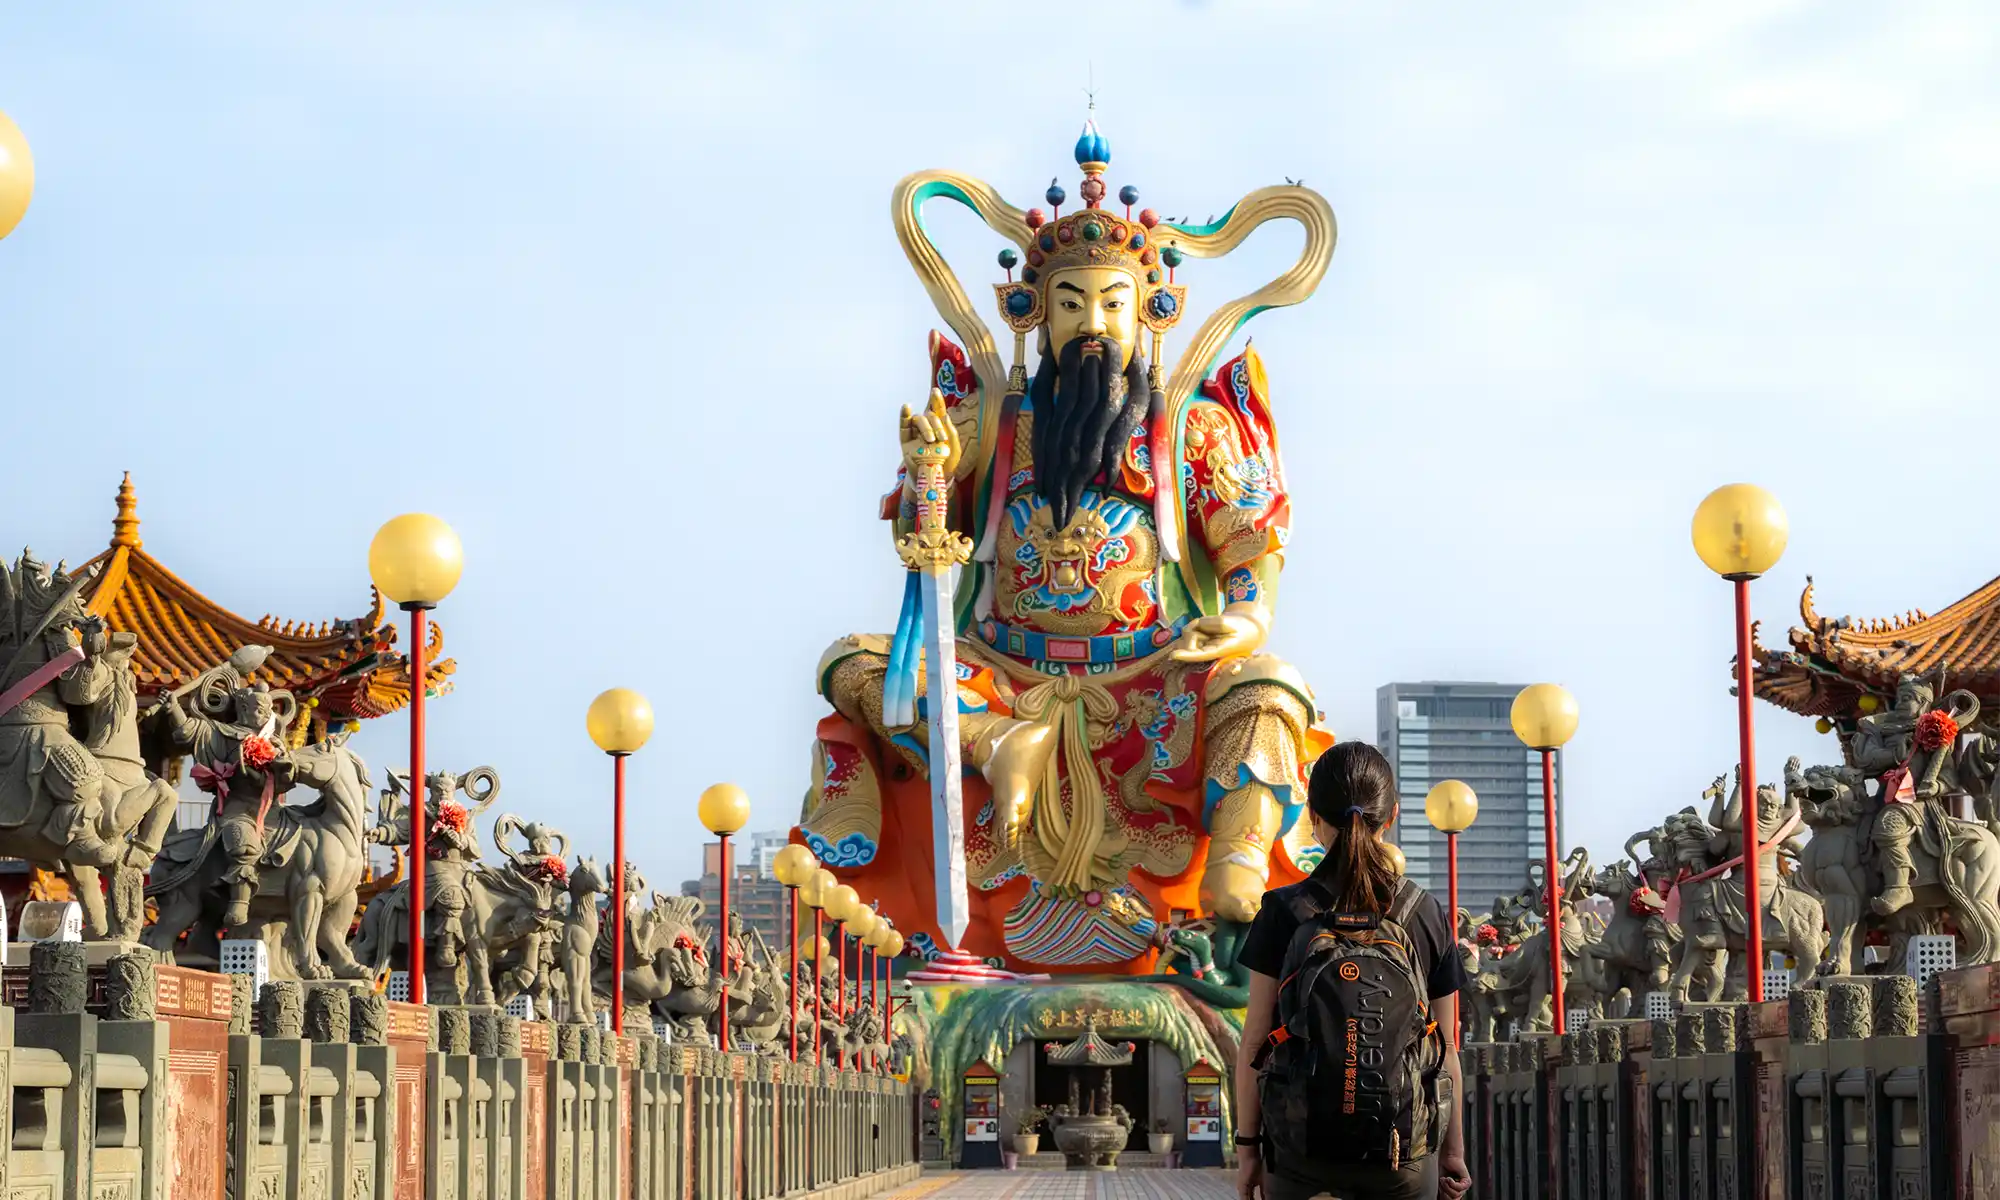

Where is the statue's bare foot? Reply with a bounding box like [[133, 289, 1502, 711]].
[[223, 901, 251, 928], [123, 841, 160, 871], [1872, 886, 1913, 916], [331, 960, 371, 981]]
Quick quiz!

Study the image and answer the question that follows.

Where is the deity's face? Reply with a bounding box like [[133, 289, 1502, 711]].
[[1044, 266, 1140, 371], [234, 686, 275, 730]]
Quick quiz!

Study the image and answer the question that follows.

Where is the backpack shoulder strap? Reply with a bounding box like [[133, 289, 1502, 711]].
[[1385, 879, 1425, 928], [1284, 879, 1332, 926]]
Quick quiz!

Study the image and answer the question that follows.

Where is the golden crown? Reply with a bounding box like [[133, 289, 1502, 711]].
[[992, 118, 1187, 337]]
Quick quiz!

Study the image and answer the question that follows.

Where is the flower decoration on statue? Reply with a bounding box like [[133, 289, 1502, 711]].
[[1916, 709, 1960, 752], [1476, 923, 1500, 946], [534, 854, 569, 885], [429, 799, 471, 855], [240, 735, 278, 771]]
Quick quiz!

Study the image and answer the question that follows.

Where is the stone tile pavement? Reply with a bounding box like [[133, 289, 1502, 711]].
[[882, 1170, 1235, 1200]]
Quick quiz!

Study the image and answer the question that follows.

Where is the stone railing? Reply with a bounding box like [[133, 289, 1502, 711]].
[[1461, 961, 2000, 1200], [0, 944, 919, 1200]]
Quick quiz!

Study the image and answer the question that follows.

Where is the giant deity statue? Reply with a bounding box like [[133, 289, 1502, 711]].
[[803, 118, 1338, 971]]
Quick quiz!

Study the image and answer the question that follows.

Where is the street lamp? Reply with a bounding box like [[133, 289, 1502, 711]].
[[1692, 483, 1788, 1003], [801, 868, 836, 1064], [1425, 780, 1479, 1047], [0, 110, 32, 242], [772, 844, 818, 1062], [825, 884, 860, 1068], [1510, 682, 1578, 1036], [697, 782, 751, 1051], [587, 688, 653, 1034], [368, 513, 465, 1006], [880, 928, 905, 1043]]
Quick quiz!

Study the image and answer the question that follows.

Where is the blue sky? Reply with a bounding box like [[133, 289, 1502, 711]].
[[3, 2, 1996, 897]]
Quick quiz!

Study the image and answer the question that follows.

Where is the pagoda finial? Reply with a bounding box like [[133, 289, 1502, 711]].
[[111, 472, 142, 550]]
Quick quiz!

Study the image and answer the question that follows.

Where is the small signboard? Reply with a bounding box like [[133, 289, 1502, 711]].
[[1183, 1059, 1225, 1167], [958, 1061, 1003, 1169]]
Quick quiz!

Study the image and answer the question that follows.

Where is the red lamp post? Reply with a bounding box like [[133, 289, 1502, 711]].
[[1424, 780, 1479, 1048], [772, 845, 817, 1062], [369, 514, 464, 1008], [1693, 484, 1790, 1003], [1510, 684, 1579, 1037], [801, 869, 835, 1065], [697, 784, 752, 1052], [587, 689, 654, 1034]]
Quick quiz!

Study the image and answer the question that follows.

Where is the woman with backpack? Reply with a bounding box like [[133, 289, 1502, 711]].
[[1233, 742, 1473, 1200]]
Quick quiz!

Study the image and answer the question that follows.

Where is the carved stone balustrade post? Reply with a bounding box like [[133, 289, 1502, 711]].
[[348, 990, 395, 1200], [1825, 979, 1876, 1200], [1649, 1016, 1681, 1200]]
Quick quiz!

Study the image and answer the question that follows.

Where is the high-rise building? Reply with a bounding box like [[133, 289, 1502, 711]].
[[1376, 682, 1563, 916], [747, 830, 792, 881], [682, 838, 789, 952]]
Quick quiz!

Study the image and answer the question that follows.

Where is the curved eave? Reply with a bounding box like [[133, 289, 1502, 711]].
[[72, 543, 449, 723], [1770, 573, 2000, 708]]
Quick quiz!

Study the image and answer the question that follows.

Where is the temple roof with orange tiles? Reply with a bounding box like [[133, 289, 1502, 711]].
[[1751, 572, 2000, 721], [71, 474, 455, 739]]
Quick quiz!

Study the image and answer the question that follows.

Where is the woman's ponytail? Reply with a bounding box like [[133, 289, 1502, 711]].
[[1306, 743, 1402, 914]]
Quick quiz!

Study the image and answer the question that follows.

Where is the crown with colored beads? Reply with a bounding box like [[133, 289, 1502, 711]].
[[992, 119, 1188, 336]]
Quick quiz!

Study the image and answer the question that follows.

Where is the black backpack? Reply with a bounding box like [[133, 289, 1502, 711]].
[[1254, 878, 1448, 1170]]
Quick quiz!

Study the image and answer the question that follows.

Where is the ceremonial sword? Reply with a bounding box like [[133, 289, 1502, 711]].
[[893, 393, 975, 950]]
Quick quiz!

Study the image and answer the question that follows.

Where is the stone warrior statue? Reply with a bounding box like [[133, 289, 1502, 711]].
[[0, 553, 180, 941], [153, 652, 297, 928], [805, 116, 1339, 970]]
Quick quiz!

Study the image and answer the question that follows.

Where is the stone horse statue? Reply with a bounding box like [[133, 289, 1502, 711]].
[[350, 767, 509, 1002], [145, 731, 377, 979], [611, 894, 733, 1041], [0, 554, 179, 941], [1795, 676, 2000, 971], [1658, 771, 1825, 1001], [1463, 889, 1539, 1041], [727, 924, 793, 1053], [1577, 857, 1675, 1016]]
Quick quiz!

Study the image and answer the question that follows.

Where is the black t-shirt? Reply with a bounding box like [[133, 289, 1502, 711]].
[[1236, 867, 1468, 1002]]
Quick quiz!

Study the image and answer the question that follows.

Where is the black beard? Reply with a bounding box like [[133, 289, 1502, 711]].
[[1030, 334, 1154, 531]]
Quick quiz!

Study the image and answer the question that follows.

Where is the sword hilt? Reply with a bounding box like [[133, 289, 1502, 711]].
[[896, 443, 973, 571]]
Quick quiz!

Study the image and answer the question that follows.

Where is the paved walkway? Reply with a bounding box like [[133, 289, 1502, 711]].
[[883, 1171, 1234, 1200]]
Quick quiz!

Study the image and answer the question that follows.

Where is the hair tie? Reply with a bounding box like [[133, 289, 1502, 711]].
[[1345, 806, 1367, 818]]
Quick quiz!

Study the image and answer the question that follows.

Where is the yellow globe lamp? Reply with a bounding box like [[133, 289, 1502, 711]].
[[797, 933, 832, 964], [1691, 484, 1788, 581], [1814, 717, 1834, 735], [866, 923, 894, 952], [773, 843, 818, 889], [1383, 843, 1406, 876], [1857, 695, 1880, 714], [586, 688, 654, 755], [1510, 683, 1580, 751], [801, 868, 837, 910], [368, 514, 464, 610], [1424, 780, 1479, 835], [697, 783, 751, 836], [847, 907, 878, 941], [0, 110, 32, 241], [827, 884, 861, 925], [884, 930, 905, 958]]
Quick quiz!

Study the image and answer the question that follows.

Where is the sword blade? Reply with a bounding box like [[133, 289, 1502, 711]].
[[919, 564, 970, 950]]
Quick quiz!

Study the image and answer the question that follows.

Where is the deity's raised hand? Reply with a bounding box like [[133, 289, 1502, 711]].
[[1170, 611, 1266, 664], [899, 388, 962, 480]]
